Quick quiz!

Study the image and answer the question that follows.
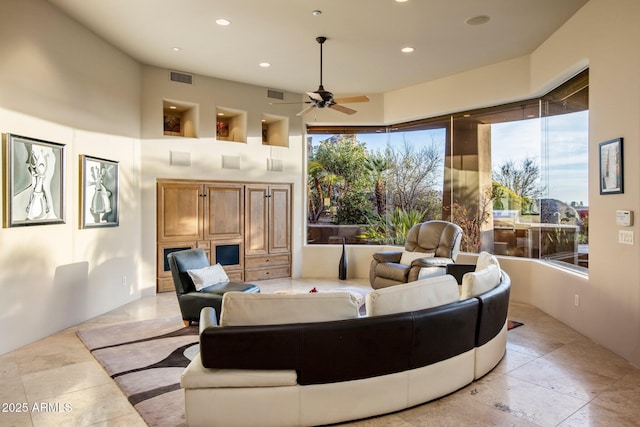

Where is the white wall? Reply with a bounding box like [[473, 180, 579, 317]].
[[138, 66, 307, 295], [0, 0, 142, 355], [2, 0, 639, 368]]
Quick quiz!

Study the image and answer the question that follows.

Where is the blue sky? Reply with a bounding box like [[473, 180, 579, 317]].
[[309, 110, 589, 206]]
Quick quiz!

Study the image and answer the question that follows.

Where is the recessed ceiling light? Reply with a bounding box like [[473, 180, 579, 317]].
[[217, 112, 225, 116], [465, 15, 490, 26], [401, 46, 415, 53], [169, 105, 177, 109], [216, 18, 231, 26], [172, 47, 182, 52], [395, 0, 409, 3], [312, 10, 322, 16], [259, 62, 271, 68]]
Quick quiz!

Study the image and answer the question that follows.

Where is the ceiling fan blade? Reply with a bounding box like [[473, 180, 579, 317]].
[[306, 91, 324, 102], [296, 104, 317, 116], [333, 95, 369, 104], [269, 101, 310, 105], [330, 104, 357, 115]]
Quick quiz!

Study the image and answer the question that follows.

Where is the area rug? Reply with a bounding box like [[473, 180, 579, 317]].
[[77, 314, 524, 426], [508, 320, 524, 330], [77, 315, 198, 427]]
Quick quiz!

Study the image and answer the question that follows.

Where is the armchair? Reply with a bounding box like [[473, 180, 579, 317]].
[[167, 248, 260, 325], [369, 220, 463, 289]]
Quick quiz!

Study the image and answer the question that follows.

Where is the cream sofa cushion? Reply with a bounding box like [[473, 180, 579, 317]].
[[460, 264, 501, 300], [365, 275, 460, 316], [219, 292, 360, 327], [181, 354, 297, 389], [476, 251, 501, 275]]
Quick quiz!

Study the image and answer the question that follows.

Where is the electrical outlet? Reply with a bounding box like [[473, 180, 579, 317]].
[[574, 294, 580, 307], [618, 230, 634, 245], [122, 275, 127, 287]]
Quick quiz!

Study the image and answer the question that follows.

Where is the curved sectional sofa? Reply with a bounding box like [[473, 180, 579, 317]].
[[181, 261, 510, 427]]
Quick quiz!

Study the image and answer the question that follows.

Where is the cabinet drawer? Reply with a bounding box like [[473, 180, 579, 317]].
[[245, 254, 290, 268], [157, 277, 175, 293], [225, 269, 244, 282], [245, 266, 291, 281]]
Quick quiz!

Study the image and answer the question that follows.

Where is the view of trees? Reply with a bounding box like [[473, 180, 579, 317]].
[[492, 156, 543, 214], [307, 134, 444, 244]]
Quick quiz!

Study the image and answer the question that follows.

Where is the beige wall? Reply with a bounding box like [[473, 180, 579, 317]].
[[139, 66, 307, 295], [0, 0, 142, 354], [530, 0, 640, 367], [304, 0, 640, 366], [1, 0, 639, 368]]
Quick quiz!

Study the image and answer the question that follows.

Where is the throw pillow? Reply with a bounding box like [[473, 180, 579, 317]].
[[219, 292, 360, 327], [399, 250, 435, 265], [187, 264, 229, 291], [366, 274, 460, 316], [460, 264, 501, 300], [476, 251, 501, 275]]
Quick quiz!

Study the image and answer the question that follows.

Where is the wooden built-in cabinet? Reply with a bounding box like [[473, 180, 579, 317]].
[[157, 180, 291, 292], [244, 184, 291, 281]]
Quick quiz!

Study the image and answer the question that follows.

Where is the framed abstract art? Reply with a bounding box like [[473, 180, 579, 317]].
[[599, 137, 623, 195], [3, 133, 66, 227], [80, 155, 119, 228]]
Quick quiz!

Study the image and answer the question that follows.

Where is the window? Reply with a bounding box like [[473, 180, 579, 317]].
[[306, 70, 589, 271]]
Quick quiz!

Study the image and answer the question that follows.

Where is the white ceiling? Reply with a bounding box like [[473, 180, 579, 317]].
[[48, 0, 588, 97]]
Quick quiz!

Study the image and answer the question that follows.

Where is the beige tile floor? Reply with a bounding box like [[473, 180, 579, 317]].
[[1, 277, 639, 427]]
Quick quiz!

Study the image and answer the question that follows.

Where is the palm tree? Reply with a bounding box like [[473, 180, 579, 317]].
[[365, 154, 388, 215]]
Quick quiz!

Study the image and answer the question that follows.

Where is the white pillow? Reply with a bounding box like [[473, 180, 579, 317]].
[[366, 275, 460, 316], [460, 264, 501, 300], [187, 264, 229, 291], [399, 251, 435, 265], [476, 251, 501, 273], [219, 292, 359, 327]]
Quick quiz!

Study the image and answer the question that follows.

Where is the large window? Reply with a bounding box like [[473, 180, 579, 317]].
[[306, 70, 589, 271]]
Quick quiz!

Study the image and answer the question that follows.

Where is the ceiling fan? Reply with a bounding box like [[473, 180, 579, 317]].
[[274, 37, 369, 116]]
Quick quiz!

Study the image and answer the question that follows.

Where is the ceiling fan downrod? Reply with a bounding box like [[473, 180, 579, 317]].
[[316, 36, 327, 90]]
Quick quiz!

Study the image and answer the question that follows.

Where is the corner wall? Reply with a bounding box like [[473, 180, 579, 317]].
[[379, 0, 640, 367], [0, 0, 142, 355]]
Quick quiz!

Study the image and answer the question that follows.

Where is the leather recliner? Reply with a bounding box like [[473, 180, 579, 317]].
[[369, 220, 463, 289], [167, 248, 260, 325]]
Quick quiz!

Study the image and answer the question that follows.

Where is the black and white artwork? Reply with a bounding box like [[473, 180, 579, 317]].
[[81, 155, 119, 228], [4, 133, 65, 227]]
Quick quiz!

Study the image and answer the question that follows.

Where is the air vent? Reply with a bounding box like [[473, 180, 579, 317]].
[[267, 89, 284, 100], [170, 71, 193, 85]]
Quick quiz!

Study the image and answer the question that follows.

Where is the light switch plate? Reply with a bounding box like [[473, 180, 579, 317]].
[[619, 230, 634, 245]]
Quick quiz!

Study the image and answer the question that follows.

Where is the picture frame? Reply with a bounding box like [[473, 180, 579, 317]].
[[216, 121, 229, 139], [163, 114, 181, 136], [599, 137, 623, 195], [3, 133, 65, 227], [80, 155, 119, 228]]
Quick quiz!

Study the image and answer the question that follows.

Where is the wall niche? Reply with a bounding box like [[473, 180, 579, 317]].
[[163, 99, 198, 138], [261, 113, 289, 147], [216, 107, 247, 143]]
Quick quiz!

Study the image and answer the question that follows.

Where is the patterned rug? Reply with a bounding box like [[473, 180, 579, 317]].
[[77, 315, 198, 427], [77, 314, 523, 426]]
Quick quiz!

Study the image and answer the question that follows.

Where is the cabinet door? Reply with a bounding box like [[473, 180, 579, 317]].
[[204, 183, 244, 240], [245, 185, 269, 256], [157, 182, 203, 241], [269, 185, 291, 254]]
